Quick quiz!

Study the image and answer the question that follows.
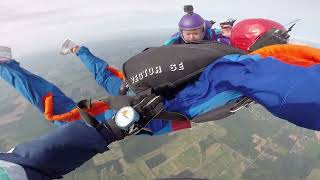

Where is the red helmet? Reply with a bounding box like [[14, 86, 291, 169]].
[[230, 18, 288, 52]]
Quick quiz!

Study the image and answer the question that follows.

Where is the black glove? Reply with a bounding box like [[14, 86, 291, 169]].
[[220, 18, 236, 27]]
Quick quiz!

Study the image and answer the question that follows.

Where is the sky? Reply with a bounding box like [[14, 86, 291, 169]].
[[1, 0, 319, 57]]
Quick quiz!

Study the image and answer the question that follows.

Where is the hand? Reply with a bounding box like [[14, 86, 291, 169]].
[[60, 39, 79, 55], [221, 26, 232, 38], [71, 46, 80, 53]]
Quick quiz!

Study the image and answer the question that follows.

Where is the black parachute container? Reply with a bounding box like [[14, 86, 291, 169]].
[[78, 43, 250, 131], [122, 42, 245, 99]]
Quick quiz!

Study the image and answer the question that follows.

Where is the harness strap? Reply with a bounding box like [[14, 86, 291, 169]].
[[77, 99, 124, 140], [192, 97, 253, 123]]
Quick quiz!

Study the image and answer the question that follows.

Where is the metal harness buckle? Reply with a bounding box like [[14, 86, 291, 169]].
[[230, 97, 254, 113]]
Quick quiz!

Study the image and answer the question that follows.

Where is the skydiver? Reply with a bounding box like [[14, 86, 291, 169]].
[[2, 18, 320, 139], [163, 18, 320, 130], [217, 18, 237, 44], [1, 18, 320, 180], [67, 18, 320, 131], [163, 5, 231, 45], [0, 46, 191, 135]]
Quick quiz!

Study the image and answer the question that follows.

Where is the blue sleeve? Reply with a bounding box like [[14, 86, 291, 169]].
[[163, 34, 180, 45], [214, 28, 221, 34], [76, 46, 122, 96], [165, 89, 242, 119], [186, 54, 320, 131], [164, 55, 244, 118], [0, 122, 113, 179], [236, 56, 320, 130]]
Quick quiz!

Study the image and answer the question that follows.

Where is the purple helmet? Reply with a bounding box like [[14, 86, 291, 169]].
[[178, 5, 205, 31]]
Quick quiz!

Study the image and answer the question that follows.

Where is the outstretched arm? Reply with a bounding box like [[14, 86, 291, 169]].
[[0, 59, 77, 126], [61, 39, 124, 96]]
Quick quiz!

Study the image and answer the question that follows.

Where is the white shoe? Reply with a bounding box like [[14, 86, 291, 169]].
[[60, 39, 77, 55], [0, 46, 12, 60]]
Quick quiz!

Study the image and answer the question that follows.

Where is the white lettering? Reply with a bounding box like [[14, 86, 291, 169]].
[[138, 72, 144, 80], [148, 68, 154, 75], [144, 69, 148, 77], [155, 66, 162, 74], [134, 75, 139, 83], [130, 76, 135, 84], [178, 62, 184, 70], [129, 65, 164, 84], [170, 64, 177, 71]]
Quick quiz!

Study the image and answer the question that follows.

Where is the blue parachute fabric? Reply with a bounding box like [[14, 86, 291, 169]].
[[195, 54, 320, 130]]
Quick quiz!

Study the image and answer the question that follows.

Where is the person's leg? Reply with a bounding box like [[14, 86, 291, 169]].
[[0, 55, 76, 126], [0, 121, 113, 179]]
